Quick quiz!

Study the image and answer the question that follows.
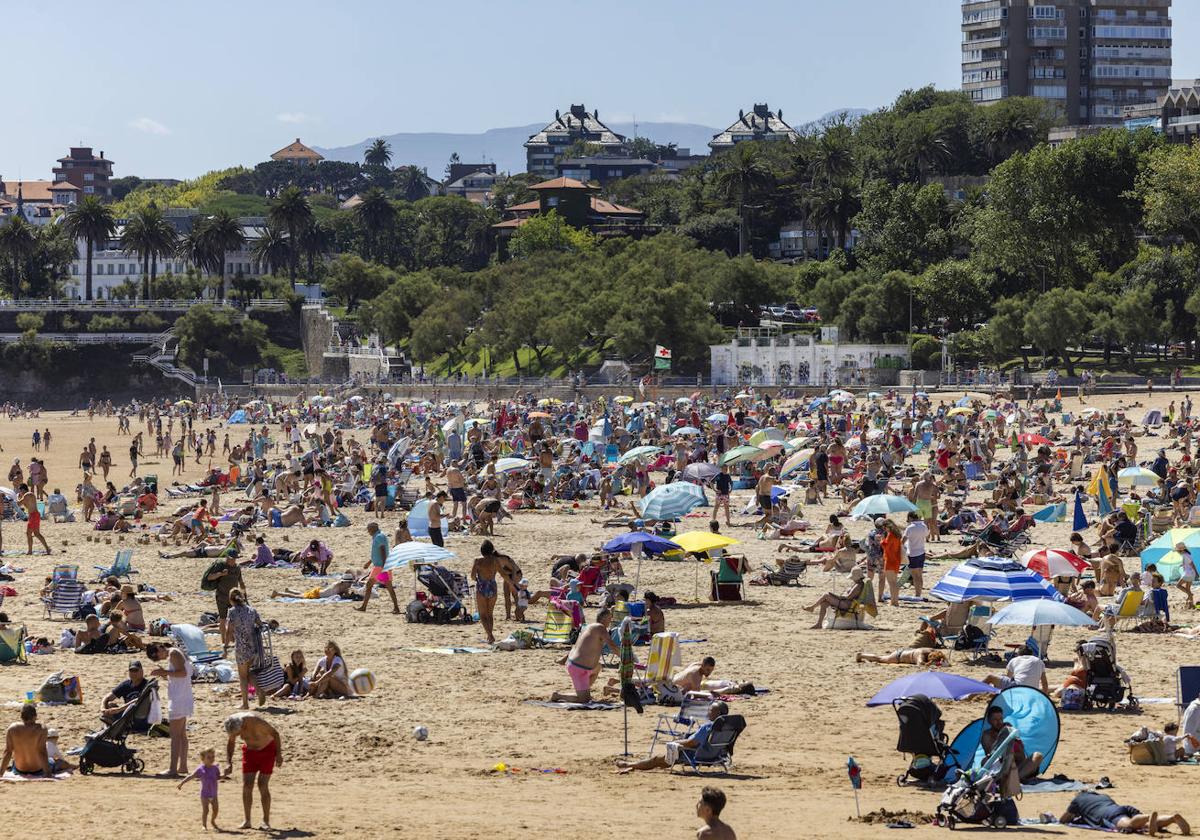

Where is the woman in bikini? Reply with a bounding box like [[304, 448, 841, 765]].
[[471, 540, 502, 644], [855, 648, 947, 666], [827, 438, 846, 486]]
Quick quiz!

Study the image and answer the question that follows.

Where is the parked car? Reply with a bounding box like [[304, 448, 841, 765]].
[[801, 308, 821, 323]]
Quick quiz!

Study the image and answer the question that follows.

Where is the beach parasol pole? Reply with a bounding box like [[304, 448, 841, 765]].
[[847, 756, 862, 818]]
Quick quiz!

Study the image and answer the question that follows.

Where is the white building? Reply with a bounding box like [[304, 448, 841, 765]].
[[710, 328, 908, 387]]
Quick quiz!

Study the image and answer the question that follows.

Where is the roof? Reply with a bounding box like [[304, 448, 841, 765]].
[[492, 217, 530, 229], [529, 177, 593, 191], [525, 105, 627, 149], [271, 138, 324, 162], [506, 199, 541, 213], [50, 182, 80, 191], [590, 197, 642, 216], [709, 104, 798, 149], [340, 194, 364, 210], [0, 181, 54, 202]]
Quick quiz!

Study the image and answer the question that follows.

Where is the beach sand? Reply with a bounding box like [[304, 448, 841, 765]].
[[0, 391, 1194, 839]]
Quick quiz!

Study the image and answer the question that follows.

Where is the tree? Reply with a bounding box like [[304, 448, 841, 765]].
[[854, 181, 953, 273], [354, 188, 395, 262], [1023, 288, 1092, 376], [62, 196, 117, 300], [251, 224, 291, 277], [1139, 143, 1200, 247], [119, 203, 178, 296], [508, 210, 596, 259], [917, 261, 990, 333], [0, 217, 37, 297], [179, 221, 222, 291], [393, 166, 432, 202], [198, 210, 246, 300], [267, 186, 313, 286], [173, 304, 268, 376], [364, 138, 392, 168], [809, 180, 861, 252], [297, 221, 334, 280], [360, 269, 444, 345], [713, 143, 773, 255], [323, 254, 393, 311]]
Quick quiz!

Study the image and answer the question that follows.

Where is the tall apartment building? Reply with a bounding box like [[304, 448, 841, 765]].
[[962, 1, 1172, 125], [51, 147, 114, 198]]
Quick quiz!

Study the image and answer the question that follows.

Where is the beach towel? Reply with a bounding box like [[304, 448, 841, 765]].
[[1021, 778, 1092, 793], [270, 596, 348, 604], [1, 771, 71, 782], [522, 700, 622, 711], [401, 646, 491, 655]]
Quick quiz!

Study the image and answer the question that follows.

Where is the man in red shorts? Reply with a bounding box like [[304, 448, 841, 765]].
[[224, 712, 282, 830], [17, 484, 50, 555]]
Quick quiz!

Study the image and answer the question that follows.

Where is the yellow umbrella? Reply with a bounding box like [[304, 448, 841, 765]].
[[673, 531, 740, 554], [947, 407, 973, 417], [613, 396, 634, 405]]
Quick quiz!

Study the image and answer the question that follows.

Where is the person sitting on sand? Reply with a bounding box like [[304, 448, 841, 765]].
[[549, 608, 617, 704], [614, 700, 728, 774], [982, 645, 1049, 692], [1058, 791, 1189, 835], [2, 704, 51, 777], [271, 651, 308, 700], [309, 641, 352, 699], [296, 539, 333, 576], [802, 566, 866, 629], [643, 591, 665, 636], [855, 648, 948, 666]]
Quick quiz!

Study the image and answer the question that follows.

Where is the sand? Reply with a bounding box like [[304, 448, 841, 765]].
[[0, 392, 1195, 839]]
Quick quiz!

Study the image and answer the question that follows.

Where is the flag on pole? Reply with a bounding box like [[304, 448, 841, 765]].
[[654, 345, 672, 370], [847, 755, 863, 818]]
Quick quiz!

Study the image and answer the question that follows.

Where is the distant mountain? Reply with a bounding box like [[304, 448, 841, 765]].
[[315, 109, 871, 178]]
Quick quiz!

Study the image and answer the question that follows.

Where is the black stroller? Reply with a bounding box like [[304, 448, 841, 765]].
[[405, 564, 473, 624], [893, 694, 955, 786], [1079, 637, 1138, 711], [78, 678, 157, 775]]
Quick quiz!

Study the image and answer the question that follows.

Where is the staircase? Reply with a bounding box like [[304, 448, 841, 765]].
[[131, 329, 201, 387]]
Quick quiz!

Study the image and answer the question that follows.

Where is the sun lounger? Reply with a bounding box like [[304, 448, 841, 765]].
[[1111, 589, 1146, 631], [171, 623, 225, 665]]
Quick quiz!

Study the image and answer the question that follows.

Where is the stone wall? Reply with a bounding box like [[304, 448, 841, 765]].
[[300, 306, 335, 378]]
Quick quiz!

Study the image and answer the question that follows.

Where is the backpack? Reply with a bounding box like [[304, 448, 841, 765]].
[[954, 624, 987, 651], [200, 560, 225, 591]]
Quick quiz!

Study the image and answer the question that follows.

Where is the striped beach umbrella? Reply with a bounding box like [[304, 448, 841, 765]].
[[1018, 549, 1091, 579], [930, 557, 1064, 603], [637, 482, 707, 520], [384, 542, 456, 571]]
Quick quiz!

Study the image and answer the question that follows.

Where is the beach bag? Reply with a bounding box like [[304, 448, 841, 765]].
[[954, 625, 987, 651], [1129, 740, 1171, 766], [251, 655, 286, 694], [200, 560, 224, 591], [149, 617, 172, 637], [1059, 686, 1085, 711], [38, 672, 82, 705]]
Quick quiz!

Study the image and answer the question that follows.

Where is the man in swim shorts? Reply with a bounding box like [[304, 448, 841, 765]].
[[550, 608, 616, 703], [224, 712, 282, 830], [356, 522, 399, 614], [17, 484, 50, 555]]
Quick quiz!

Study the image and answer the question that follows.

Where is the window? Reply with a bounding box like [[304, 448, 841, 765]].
[[1033, 83, 1068, 99], [970, 85, 1006, 102], [1092, 64, 1171, 79], [1093, 25, 1171, 39], [1032, 5, 1060, 20], [84, 186, 94, 194], [84, 172, 94, 181], [118, 264, 125, 275], [1028, 26, 1067, 40], [546, 197, 559, 207]]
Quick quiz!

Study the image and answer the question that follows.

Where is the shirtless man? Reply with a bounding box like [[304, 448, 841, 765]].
[[471, 540, 503, 643], [755, 469, 777, 529], [427, 491, 446, 548], [446, 465, 467, 521], [223, 712, 282, 830], [550, 608, 616, 703], [697, 786, 738, 840], [17, 483, 51, 555], [912, 472, 940, 542], [2, 705, 51, 777]]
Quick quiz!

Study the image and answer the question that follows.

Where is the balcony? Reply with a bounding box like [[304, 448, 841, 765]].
[[1168, 114, 1200, 126]]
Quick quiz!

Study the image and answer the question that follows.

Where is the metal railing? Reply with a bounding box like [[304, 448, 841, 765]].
[[0, 332, 167, 344], [0, 298, 290, 311]]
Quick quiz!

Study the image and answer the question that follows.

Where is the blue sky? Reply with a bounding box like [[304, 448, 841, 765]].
[[6, 0, 1198, 178]]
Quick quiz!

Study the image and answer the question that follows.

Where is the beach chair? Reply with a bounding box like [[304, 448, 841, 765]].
[[649, 692, 713, 757], [1111, 589, 1146, 631], [646, 632, 681, 686], [1028, 625, 1054, 662], [42, 578, 85, 620], [171, 623, 224, 665], [828, 580, 877, 629], [765, 557, 807, 586], [0, 624, 27, 664], [1177, 666, 1200, 720], [677, 714, 747, 774], [51, 564, 79, 582], [945, 604, 994, 661], [93, 549, 136, 582], [710, 555, 748, 601], [536, 608, 577, 647]]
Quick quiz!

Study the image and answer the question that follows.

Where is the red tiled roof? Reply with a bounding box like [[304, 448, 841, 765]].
[[271, 138, 324, 162], [529, 177, 593, 191], [50, 182, 80, 191], [506, 199, 540, 213], [591, 197, 642, 216], [492, 217, 530, 229], [1, 181, 54, 202]]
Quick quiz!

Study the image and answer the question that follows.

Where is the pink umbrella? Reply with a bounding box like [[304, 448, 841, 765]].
[[1019, 549, 1090, 579]]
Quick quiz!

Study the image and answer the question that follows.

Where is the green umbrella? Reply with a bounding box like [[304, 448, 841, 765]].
[[618, 445, 662, 465], [719, 445, 769, 466]]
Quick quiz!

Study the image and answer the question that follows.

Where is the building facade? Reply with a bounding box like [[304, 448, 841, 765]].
[[709, 104, 798, 153], [270, 138, 324, 164], [710, 328, 908, 387], [523, 105, 627, 176], [555, 156, 658, 185], [961, 0, 1172, 125], [52, 147, 115, 198]]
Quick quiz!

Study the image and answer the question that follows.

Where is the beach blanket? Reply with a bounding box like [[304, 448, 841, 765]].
[[270, 596, 350, 604], [402, 647, 491, 655], [522, 700, 622, 711], [1022, 778, 1092, 793], [1, 771, 71, 782]]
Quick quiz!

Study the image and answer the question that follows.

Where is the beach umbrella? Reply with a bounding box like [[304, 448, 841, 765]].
[[867, 392, 883, 400], [865, 671, 997, 707], [829, 389, 853, 399], [780, 449, 814, 477], [1019, 549, 1090, 579], [947, 407, 973, 417], [612, 396, 633, 405], [528, 411, 552, 420], [1073, 492, 1088, 531], [637, 483, 708, 520], [494, 457, 531, 473], [955, 396, 972, 407], [707, 412, 729, 424], [865, 428, 885, 442], [1117, 467, 1159, 487], [537, 398, 563, 407], [602, 531, 681, 554], [734, 392, 753, 401], [748, 428, 785, 446], [682, 463, 720, 483], [929, 557, 1064, 603], [1139, 528, 1200, 567], [673, 531, 739, 554], [675, 396, 692, 405], [618, 445, 662, 465], [1017, 433, 1051, 446], [807, 397, 829, 410], [988, 599, 1097, 628], [672, 426, 701, 437], [386, 437, 411, 466], [384, 542, 456, 571], [851, 494, 918, 520], [981, 409, 1000, 420], [718, 445, 768, 466], [755, 440, 785, 455]]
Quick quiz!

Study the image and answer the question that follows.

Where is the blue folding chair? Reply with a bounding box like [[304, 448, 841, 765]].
[[94, 549, 136, 581], [1177, 666, 1200, 719], [678, 714, 746, 774]]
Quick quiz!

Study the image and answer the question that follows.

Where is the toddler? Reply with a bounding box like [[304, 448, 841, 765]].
[[178, 747, 221, 829]]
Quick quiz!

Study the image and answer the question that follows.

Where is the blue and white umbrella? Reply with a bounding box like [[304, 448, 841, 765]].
[[384, 541, 456, 571], [851, 494, 918, 520], [637, 482, 708, 519], [707, 412, 729, 424], [602, 531, 681, 555], [387, 437, 411, 466], [930, 557, 1064, 603], [672, 426, 702, 436], [494, 457, 531, 473]]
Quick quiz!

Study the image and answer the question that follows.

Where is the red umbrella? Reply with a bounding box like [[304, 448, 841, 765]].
[[1018, 433, 1052, 446], [1019, 549, 1090, 579]]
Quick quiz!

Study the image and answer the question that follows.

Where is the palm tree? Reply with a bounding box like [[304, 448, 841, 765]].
[[297, 221, 334, 278], [713, 143, 773, 256], [62, 196, 117, 300], [200, 210, 246, 301], [121, 206, 161, 297], [809, 181, 862, 253], [394, 166, 430, 202], [985, 110, 1038, 165], [364, 138, 392, 168], [145, 207, 178, 295], [0, 216, 37, 297], [354, 188, 394, 261], [179, 219, 223, 289], [810, 126, 856, 186], [900, 118, 953, 186], [268, 187, 313, 286], [251, 224, 291, 278]]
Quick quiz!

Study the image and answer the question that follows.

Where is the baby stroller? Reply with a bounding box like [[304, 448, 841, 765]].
[[1079, 637, 1137, 711], [405, 564, 473, 624], [78, 678, 157, 775], [893, 694, 954, 786], [936, 726, 1020, 829]]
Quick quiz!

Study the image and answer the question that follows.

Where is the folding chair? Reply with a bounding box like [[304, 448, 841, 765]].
[[94, 548, 137, 582], [171, 623, 225, 665], [649, 692, 713, 757], [1177, 666, 1200, 721], [51, 564, 79, 582], [765, 557, 807, 586], [828, 580, 878, 629], [677, 714, 747, 774], [42, 579, 85, 620], [536, 608, 577, 646], [1110, 589, 1146, 631], [945, 604, 995, 661], [646, 632, 681, 686], [0, 624, 27, 664]]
